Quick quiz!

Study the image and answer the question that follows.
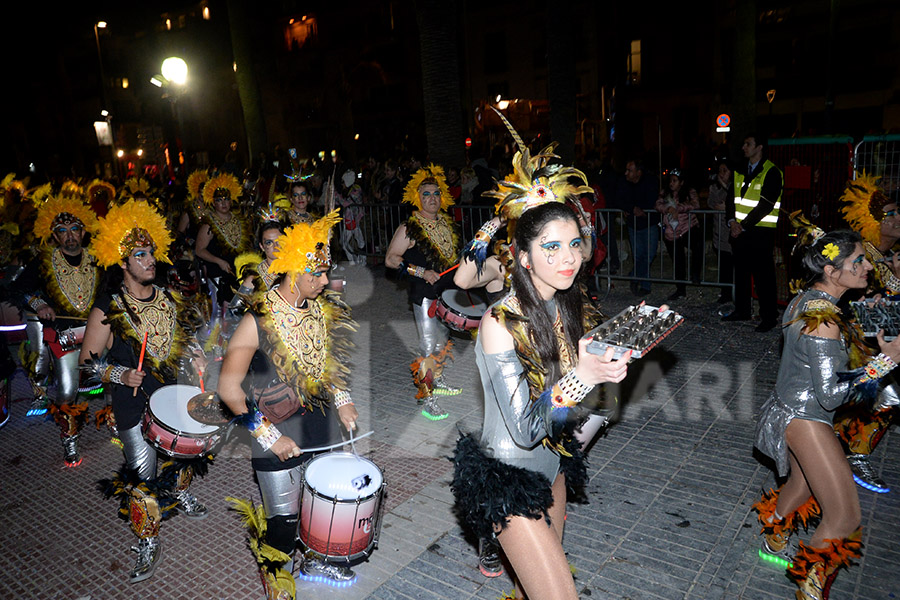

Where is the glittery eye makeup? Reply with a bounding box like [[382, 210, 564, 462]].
[[539, 241, 561, 263]]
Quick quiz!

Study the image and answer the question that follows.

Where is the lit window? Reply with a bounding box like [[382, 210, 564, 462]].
[[166, 18, 172, 31], [122, 78, 129, 89], [203, 6, 210, 20], [285, 15, 317, 50], [627, 39, 641, 85]]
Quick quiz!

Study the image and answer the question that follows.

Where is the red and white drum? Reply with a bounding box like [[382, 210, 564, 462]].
[[299, 452, 384, 561], [143, 385, 224, 458], [435, 289, 487, 332]]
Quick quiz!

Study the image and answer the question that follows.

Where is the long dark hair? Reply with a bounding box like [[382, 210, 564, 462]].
[[802, 229, 862, 285], [511, 202, 585, 383]]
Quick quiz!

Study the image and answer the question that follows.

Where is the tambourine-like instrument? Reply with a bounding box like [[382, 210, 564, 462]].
[[850, 299, 900, 340], [585, 302, 683, 360]]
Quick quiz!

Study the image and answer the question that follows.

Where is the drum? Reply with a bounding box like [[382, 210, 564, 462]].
[[143, 385, 224, 458], [299, 452, 384, 561], [435, 289, 487, 331]]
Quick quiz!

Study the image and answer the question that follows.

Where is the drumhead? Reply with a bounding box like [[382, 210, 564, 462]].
[[305, 452, 383, 500], [148, 385, 219, 434], [440, 289, 487, 314]]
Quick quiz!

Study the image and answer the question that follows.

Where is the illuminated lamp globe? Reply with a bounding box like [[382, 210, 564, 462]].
[[161, 57, 188, 85]]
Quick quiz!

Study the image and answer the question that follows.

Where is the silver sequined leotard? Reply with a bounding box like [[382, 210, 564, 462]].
[[755, 289, 852, 476]]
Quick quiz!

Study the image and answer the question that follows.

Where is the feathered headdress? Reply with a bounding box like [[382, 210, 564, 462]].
[[402, 165, 454, 210], [789, 210, 826, 255], [90, 199, 173, 267], [483, 108, 593, 225], [259, 195, 291, 224], [462, 108, 593, 272], [29, 182, 53, 207], [60, 180, 84, 199], [202, 173, 241, 207], [840, 171, 892, 246], [187, 170, 209, 200], [33, 194, 99, 243], [2, 173, 27, 205], [268, 209, 341, 290], [122, 176, 151, 197], [87, 179, 116, 207]]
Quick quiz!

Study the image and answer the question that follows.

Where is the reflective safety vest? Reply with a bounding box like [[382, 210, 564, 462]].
[[734, 160, 782, 228]]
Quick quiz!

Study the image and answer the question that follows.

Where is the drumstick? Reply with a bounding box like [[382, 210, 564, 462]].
[[465, 290, 475, 308], [198, 368, 205, 393], [437, 263, 459, 277], [133, 331, 148, 397]]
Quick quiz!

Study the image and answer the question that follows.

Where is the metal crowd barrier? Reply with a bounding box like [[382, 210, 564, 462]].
[[854, 134, 900, 193], [334, 203, 735, 299], [592, 208, 734, 297]]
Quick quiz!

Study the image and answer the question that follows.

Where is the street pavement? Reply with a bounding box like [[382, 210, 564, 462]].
[[1, 262, 897, 600]]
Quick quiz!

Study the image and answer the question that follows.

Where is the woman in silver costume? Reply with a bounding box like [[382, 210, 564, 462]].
[[452, 202, 630, 600], [753, 226, 900, 600]]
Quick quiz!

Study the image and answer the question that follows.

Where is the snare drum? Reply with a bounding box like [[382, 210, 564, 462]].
[[435, 289, 487, 331], [299, 452, 384, 561], [143, 385, 224, 458]]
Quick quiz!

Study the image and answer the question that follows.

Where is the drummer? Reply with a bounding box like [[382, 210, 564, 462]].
[[17, 190, 101, 466], [384, 165, 462, 420], [79, 199, 210, 584], [217, 210, 360, 598]]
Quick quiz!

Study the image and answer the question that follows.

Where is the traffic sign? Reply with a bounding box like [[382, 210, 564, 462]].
[[716, 114, 731, 128]]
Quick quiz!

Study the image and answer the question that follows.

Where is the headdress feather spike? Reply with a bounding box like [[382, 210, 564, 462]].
[[789, 210, 826, 255]]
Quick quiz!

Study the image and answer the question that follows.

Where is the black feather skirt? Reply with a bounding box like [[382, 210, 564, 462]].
[[450, 433, 586, 540]]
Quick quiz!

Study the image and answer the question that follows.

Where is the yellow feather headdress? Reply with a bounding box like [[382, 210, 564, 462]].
[[90, 199, 173, 267], [840, 171, 891, 246], [187, 170, 209, 200], [123, 176, 151, 196], [202, 173, 242, 207], [60, 180, 85, 199], [33, 194, 99, 243], [268, 209, 341, 290], [87, 179, 116, 206], [2, 173, 27, 205], [29, 183, 53, 207], [483, 107, 593, 226], [402, 165, 454, 210]]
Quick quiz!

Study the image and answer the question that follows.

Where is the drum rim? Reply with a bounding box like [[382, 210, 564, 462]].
[[303, 451, 384, 500], [147, 384, 219, 435]]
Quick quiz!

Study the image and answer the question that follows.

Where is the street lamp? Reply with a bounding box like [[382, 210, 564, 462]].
[[151, 57, 189, 182], [161, 57, 188, 85]]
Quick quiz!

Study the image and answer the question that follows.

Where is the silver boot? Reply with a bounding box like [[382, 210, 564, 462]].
[[848, 453, 890, 493], [297, 553, 357, 586], [62, 434, 81, 467], [129, 537, 161, 583], [433, 373, 461, 396], [421, 396, 449, 421], [175, 489, 209, 519]]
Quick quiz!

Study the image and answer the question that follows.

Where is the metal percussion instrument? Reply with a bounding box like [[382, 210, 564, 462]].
[[586, 302, 684, 360]]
